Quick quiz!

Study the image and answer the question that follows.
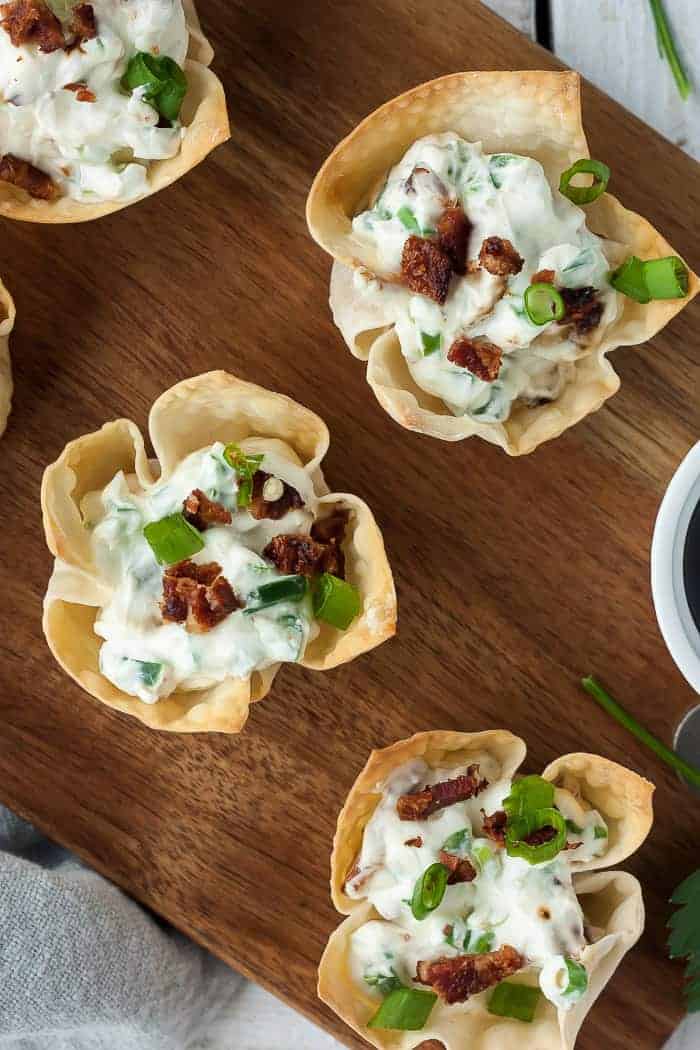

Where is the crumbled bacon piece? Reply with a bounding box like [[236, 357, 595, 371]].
[[447, 336, 502, 382], [437, 206, 471, 275], [69, 2, 95, 41], [263, 534, 332, 577], [397, 767, 488, 821], [401, 235, 452, 304], [416, 946, 524, 1004], [161, 559, 241, 632], [481, 809, 507, 846], [182, 489, 232, 531], [523, 824, 558, 847], [248, 471, 304, 521], [310, 509, 348, 578], [559, 286, 603, 336], [405, 836, 423, 848], [531, 268, 556, 285], [64, 81, 96, 102], [479, 236, 523, 277], [0, 154, 58, 200], [438, 850, 477, 884], [0, 0, 63, 51]]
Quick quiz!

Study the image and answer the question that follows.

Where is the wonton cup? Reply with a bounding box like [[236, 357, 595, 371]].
[[319, 730, 654, 1050], [0, 0, 229, 224], [0, 277, 15, 436], [41, 371, 396, 734], [306, 71, 699, 454]]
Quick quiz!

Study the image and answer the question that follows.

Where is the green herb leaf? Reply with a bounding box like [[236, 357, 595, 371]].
[[421, 331, 442, 355], [364, 970, 403, 998], [566, 819, 583, 835], [397, 206, 421, 234], [122, 52, 188, 121], [594, 825, 608, 840], [668, 869, 700, 1012]]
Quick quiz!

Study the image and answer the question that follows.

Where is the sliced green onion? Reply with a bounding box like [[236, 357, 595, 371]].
[[488, 982, 540, 1022], [135, 660, 164, 687], [563, 959, 588, 997], [649, 0, 692, 101], [245, 574, 308, 613], [559, 158, 611, 205], [122, 52, 188, 121], [524, 283, 566, 325], [397, 206, 421, 234], [410, 862, 448, 920], [143, 512, 204, 565], [469, 931, 495, 954], [505, 807, 568, 864], [504, 775, 554, 820], [223, 444, 264, 508], [364, 971, 403, 997], [472, 841, 494, 870], [312, 573, 361, 630], [367, 986, 437, 1030], [594, 825, 608, 839], [610, 255, 651, 303], [643, 256, 689, 299], [421, 331, 442, 355], [566, 819, 583, 835], [441, 828, 472, 857], [582, 676, 700, 789], [611, 254, 690, 302]]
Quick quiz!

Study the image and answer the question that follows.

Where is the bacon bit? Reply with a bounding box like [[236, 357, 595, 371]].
[[523, 825, 559, 847], [182, 489, 232, 531], [68, 2, 95, 40], [481, 809, 507, 846], [416, 945, 524, 1004], [64, 81, 95, 102], [397, 767, 488, 821], [343, 857, 378, 893], [437, 206, 471, 276], [538, 906, 551, 920], [161, 559, 241, 633], [479, 236, 523, 277], [447, 336, 502, 383], [404, 836, 423, 848], [310, 509, 348, 578], [248, 471, 304, 521], [263, 534, 335, 577], [531, 268, 556, 285], [401, 235, 452, 304], [559, 286, 603, 336], [563, 840, 583, 851], [0, 0, 63, 52], [0, 153, 58, 199], [438, 850, 477, 885]]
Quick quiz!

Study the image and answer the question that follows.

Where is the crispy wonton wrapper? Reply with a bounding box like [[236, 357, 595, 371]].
[[0, 0, 229, 223], [41, 371, 396, 734], [0, 277, 14, 436], [306, 72, 699, 454], [319, 730, 654, 1049]]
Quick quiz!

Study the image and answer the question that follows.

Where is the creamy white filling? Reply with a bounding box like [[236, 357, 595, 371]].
[[84, 442, 319, 702], [347, 758, 608, 1011], [0, 0, 188, 201], [351, 133, 621, 422]]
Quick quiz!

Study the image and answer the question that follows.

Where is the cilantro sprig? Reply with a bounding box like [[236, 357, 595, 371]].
[[668, 870, 700, 1012]]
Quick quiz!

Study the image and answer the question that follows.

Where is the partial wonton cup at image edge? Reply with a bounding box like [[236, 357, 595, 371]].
[[318, 730, 654, 1050], [306, 70, 699, 454], [0, 0, 229, 223], [40, 371, 397, 734], [0, 277, 14, 436]]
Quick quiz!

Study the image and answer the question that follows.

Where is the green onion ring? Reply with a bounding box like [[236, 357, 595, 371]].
[[559, 158, 611, 205], [410, 862, 448, 920], [524, 282, 566, 325]]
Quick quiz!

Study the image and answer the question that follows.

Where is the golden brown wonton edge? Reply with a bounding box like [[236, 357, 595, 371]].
[[318, 729, 653, 1050], [306, 71, 699, 454], [0, 278, 15, 437], [0, 0, 229, 223], [41, 371, 396, 734]]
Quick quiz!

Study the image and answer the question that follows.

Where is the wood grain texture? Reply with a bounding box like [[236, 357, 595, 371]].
[[0, 2, 698, 1048], [552, 0, 700, 159]]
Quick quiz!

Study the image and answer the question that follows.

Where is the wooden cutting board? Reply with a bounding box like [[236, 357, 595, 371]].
[[1, 2, 698, 1046]]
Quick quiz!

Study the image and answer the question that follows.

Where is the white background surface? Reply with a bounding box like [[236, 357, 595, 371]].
[[231, 2, 700, 1045]]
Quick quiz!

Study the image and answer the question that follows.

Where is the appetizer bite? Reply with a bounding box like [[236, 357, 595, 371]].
[[307, 72, 698, 453], [0, 0, 228, 220], [41, 371, 396, 732], [0, 275, 14, 435], [319, 730, 653, 1049]]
